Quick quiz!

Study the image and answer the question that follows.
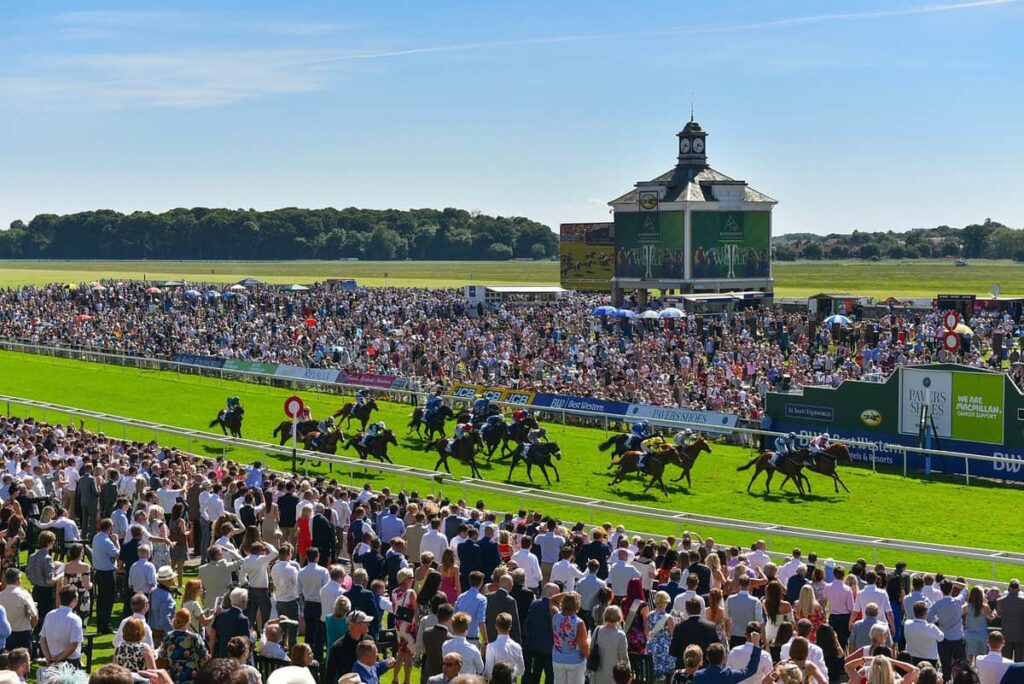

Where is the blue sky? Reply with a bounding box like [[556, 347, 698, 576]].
[[1, 1, 1021, 236]]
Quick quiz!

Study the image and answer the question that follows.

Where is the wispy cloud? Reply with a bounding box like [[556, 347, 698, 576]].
[[4, 0, 1018, 110]]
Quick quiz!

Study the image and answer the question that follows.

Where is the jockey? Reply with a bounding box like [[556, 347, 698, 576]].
[[361, 420, 385, 448], [312, 415, 335, 447], [770, 432, 798, 468], [424, 390, 443, 421], [355, 388, 370, 408], [638, 434, 666, 470], [512, 408, 531, 425], [628, 421, 651, 450], [673, 429, 696, 448], [299, 406, 312, 422], [449, 422, 474, 453], [472, 394, 492, 421], [524, 426, 547, 460], [806, 432, 830, 465], [483, 413, 505, 436], [226, 396, 241, 412]]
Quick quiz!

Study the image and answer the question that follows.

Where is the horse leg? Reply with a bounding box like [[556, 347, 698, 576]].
[[659, 475, 669, 497], [764, 468, 774, 493], [686, 469, 692, 489], [525, 463, 534, 483], [550, 463, 560, 483], [746, 466, 759, 492], [539, 465, 551, 486], [834, 472, 850, 493], [507, 457, 517, 482], [803, 474, 813, 494]]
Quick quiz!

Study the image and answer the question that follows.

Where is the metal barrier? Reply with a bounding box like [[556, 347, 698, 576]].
[[0, 339, 1019, 485], [1, 393, 1022, 585]]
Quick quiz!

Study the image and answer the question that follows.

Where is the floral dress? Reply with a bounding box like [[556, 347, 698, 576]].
[[392, 586, 418, 655], [647, 610, 674, 678], [65, 570, 91, 627], [159, 629, 209, 684], [115, 642, 148, 670]]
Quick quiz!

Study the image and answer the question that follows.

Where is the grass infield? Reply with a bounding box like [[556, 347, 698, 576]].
[[0, 349, 1019, 583]]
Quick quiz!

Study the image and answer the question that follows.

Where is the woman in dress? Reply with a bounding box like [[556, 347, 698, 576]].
[[296, 506, 313, 561], [705, 588, 730, 645], [762, 581, 793, 651], [63, 543, 92, 627], [551, 591, 590, 684], [498, 530, 513, 564], [591, 605, 629, 684], [391, 567, 418, 684], [795, 584, 826, 642], [325, 595, 352, 651], [181, 579, 216, 637], [620, 577, 650, 654], [647, 592, 676, 682], [815, 624, 846, 684], [671, 645, 703, 684], [115, 618, 157, 670], [159, 609, 210, 684], [656, 550, 678, 587], [168, 502, 189, 587], [634, 544, 657, 593], [707, 553, 729, 594], [261, 501, 282, 552], [439, 548, 461, 604], [148, 506, 171, 570], [784, 637, 828, 684], [964, 585, 996, 661]]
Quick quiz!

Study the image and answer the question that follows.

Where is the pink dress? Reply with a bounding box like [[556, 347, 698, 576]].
[[440, 571, 458, 604]]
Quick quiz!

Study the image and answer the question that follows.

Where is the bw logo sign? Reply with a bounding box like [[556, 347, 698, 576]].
[[994, 452, 1024, 473]]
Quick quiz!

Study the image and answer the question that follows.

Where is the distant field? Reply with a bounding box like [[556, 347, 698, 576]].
[[0, 258, 1017, 298]]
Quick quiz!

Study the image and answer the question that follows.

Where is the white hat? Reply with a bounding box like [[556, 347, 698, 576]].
[[338, 675, 364, 684], [157, 566, 176, 582], [266, 667, 317, 684]]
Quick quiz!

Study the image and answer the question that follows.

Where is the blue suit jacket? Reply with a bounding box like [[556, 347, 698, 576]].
[[478, 537, 501, 580]]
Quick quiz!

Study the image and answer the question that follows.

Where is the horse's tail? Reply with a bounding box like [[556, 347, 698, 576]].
[[610, 456, 624, 466], [598, 434, 620, 452], [208, 417, 220, 428], [273, 422, 283, 438], [736, 454, 762, 472]]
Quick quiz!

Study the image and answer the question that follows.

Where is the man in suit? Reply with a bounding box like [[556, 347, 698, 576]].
[[999, 580, 1024, 662], [325, 611, 374, 684], [427, 653, 462, 684], [576, 560, 607, 630], [99, 470, 119, 520], [310, 504, 336, 565], [209, 588, 252, 658], [509, 569, 535, 626], [277, 482, 299, 546], [686, 550, 712, 596], [523, 583, 556, 684], [670, 597, 719, 668], [352, 640, 395, 684], [486, 574, 521, 644], [575, 529, 611, 579], [659, 568, 685, 603], [77, 464, 100, 538], [421, 603, 453, 684], [346, 569, 380, 637], [478, 526, 501, 581], [457, 528, 483, 590]]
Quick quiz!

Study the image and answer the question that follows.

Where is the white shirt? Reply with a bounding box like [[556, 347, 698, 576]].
[[420, 529, 449, 563], [114, 612, 154, 648], [63, 466, 79, 491], [331, 499, 352, 529], [156, 487, 183, 513], [780, 639, 829, 680], [485, 634, 525, 678], [922, 584, 944, 605], [240, 546, 277, 589], [320, 581, 345, 622], [297, 563, 330, 602], [745, 549, 771, 570], [200, 492, 225, 523], [726, 641, 775, 684], [903, 619, 944, 660], [118, 475, 138, 499], [40, 606, 84, 661], [854, 584, 892, 616], [37, 517, 81, 542], [271, 559, 301, 602], [778, 558, 804, 586], [608, 560, 641, 596], [443, 635, 485, 675], [672, 590, 706, 617], [551, 560, 585, 593], [510, 549, 543, 590], [977, 651, 1014, 684]]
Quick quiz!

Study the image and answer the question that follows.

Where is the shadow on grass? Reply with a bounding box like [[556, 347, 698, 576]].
[[747, 490, 842, 504]]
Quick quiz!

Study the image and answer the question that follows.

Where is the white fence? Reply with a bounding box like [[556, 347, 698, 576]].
[[1, 339, 1020, 485], [1, 393, 1021, 586]]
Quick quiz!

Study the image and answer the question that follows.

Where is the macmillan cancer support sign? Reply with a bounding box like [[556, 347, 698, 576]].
[[899, 367, 1004, 445]]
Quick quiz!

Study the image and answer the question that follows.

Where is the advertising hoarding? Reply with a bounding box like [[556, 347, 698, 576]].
[[614, 211, 685, 279], [898, 368, 1004, 444], [690, 211, 771, 279]]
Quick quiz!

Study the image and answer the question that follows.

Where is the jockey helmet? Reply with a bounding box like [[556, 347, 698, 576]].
[[639, 421, 650, 431], [538, 427, 547, 437], [377, 421, 386, 430], [823, 432, 830, 440], [788, 432, 797, 438]]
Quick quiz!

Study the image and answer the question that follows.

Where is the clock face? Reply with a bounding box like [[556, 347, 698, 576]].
[[692, 138, 705, 153], [679, 138, 691, 154]]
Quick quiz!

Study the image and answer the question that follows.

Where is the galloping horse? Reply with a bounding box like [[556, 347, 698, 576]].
[[737, 449, 810, 495], [209, 407, 244, 438], [503, 417, 539, 456], [455, 405, 501, 428], [430, 433, 485, 480], [597, 433, 637, 459], [272, 419, 317, 446], [779, 443, 852, 493], [407, 406, 456, 440], [480, 421, 509, 462], [507, 442, 561, 485], [608, 448, 672, 497], [301, 429, 344, 455], [334, 399, 380, 431], [668, 437, 713, 488], [343, 429, 399, 464]]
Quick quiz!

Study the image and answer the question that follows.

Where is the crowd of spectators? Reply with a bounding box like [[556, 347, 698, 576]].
[[0, 415, 1021, 684], [0, 282, 1019, 421]]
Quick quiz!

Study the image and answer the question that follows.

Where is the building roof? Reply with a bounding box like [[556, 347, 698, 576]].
[[609, 165, 776, 206], [480, 286, 567, 294]]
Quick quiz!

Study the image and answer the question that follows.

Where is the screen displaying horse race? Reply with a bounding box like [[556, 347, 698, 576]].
[[690, 210, 772, 280]]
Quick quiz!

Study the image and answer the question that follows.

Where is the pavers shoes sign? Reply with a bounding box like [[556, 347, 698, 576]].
[[899, 368, 1004, 444]]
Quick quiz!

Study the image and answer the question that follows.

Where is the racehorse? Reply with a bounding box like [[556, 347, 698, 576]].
[[736, 449, 810, 496], [343, 429, 399, 464], [430, 433, 485, 480], [597, 433, 637, 459], [608, 448, 673, 497], [272, 419, 318, 446], [668, 437, 713, 488], [209, 407, 244, 438], [407, 405, 456, 440], [480, 421, 509, 462], [301, 429, 344, 455], [503, 417, 539, 455], [456, 405, 501, 428], [334, 399, 380, 431], [507, 442, 561, 486], [778, 443, 852, 494]]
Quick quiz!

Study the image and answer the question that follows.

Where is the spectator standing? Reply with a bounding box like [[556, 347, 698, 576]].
[[725, 577, 764, 648], [271, 543, 301, 649], [40, 586, 84, 667], [421, 603, 454, 684], [725, 623, 775, 684], [590, 605, 629, 684], [210, 588, 252, 658], [927, 579, 968, 679], [998, 580, 1024, 662], [671, 598, 719, 671], [524, 584, 558, 684], [443, 612, 485, 676], [485, 612, 526, 680], [297, 548, 329, 662], [550, 591, 590, 684], [977, 632, 1013, 684], [93, 518, 120, 633], [325, 610, 374, 684], [27, 530, 59, 632], [0, 568, 38, 651], [822, 567, 853, 649], [159, 608, 211, 684], [486, 575, 522, 644], [150, 566, 178, 646], [648, 591, 676, 681], [693, 637, 762, 684], [114, 617, 157, 670]]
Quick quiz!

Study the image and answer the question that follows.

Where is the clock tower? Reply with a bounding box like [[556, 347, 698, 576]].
[[676, 118, 708, 169]]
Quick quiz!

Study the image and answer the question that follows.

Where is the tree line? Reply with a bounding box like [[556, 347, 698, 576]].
[[0, 207, 559, 261], [774, 219, 1023, 261]]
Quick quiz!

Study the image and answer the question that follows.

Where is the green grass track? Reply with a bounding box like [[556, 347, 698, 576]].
[[0, 349, 1019, 582]]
